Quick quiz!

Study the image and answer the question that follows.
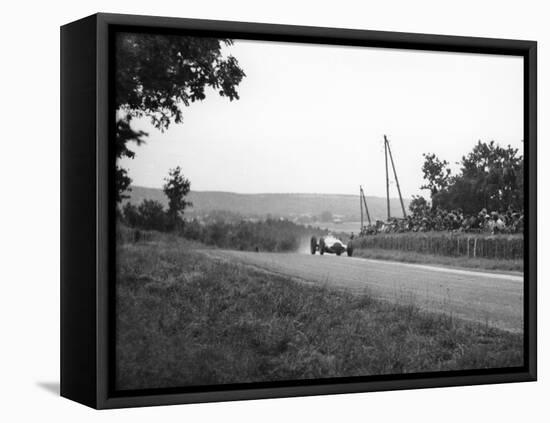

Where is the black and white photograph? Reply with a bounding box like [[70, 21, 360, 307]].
[[2, 0, 548, 420], [114, 30, 526, 391]]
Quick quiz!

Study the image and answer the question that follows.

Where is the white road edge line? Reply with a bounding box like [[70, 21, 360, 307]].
[[345, 256, 524, 282], [212, 249, 524, 283]]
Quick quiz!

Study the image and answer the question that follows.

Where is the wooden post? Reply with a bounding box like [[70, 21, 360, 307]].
[[359, 185, 364, 232], [385, 135, 407, 220], [361, 186, 372, 225], [384, 136, 390, 221]]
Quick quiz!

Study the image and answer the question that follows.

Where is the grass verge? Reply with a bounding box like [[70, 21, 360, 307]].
[[116, 233, 523, 390], [352, 247, 523, 272]]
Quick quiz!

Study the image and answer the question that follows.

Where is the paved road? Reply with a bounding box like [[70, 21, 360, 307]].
[[205, 250, 524, 333]]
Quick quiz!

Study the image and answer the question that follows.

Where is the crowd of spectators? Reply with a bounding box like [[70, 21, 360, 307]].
[[359, 208, 524, 236]]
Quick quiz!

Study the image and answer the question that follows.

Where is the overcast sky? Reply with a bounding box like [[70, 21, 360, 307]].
[[119, 38, 523, 198]]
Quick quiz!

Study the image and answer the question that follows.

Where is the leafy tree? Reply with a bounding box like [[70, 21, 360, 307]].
[[163, 166, 192, 230], [114, 33, 246, 202], [115, 117, 148, 202], [420, 141, 523, 214], [456, 141, 522, 212], [121, 199, 168, 231], [122, 202, 141, 228], [420, 153, 451, 198], [409, 195, 430, 217], [515, 156, 524, 208]]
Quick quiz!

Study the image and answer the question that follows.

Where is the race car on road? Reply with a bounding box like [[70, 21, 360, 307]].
[[310, 235, 353, 257]]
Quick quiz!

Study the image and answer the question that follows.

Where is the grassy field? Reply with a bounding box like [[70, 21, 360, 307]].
[[116, 231, 523, 390], [352, 248, 524, 272]]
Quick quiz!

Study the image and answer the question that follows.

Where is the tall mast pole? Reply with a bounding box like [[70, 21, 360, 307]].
[[359, 186, 364, 232], [384, 135, 390, 220], [362, 187, 372, 225], [385, 135, 407, 219]]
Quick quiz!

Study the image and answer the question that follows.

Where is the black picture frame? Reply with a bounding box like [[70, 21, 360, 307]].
[[60, 12, 537, 409]]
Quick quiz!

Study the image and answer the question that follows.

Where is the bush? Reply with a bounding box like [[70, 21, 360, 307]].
[[121, 203, 334, 253], [122, 203, 141, 228], [137, 200, 168, 231], [181, 218, 327, 252], [122, 199, 169, 232]]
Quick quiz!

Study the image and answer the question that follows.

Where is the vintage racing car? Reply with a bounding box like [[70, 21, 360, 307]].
[[310, 235, 353, 256]]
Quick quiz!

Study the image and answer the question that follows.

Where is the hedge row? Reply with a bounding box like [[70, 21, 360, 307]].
[[117, 219, 329, 253]]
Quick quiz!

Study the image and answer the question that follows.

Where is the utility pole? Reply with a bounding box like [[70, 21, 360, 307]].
[[359, 185, 364, 232], [384, 135, 390, 220], [361, 186, 372, 225], [385, 135, 407, 220]]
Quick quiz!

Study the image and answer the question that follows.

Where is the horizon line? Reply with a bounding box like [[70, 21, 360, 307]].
[[131, 185, 414, 200]]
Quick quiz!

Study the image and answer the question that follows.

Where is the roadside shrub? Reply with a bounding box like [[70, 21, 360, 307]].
[[180, 218, 326, 252], [120, 205, 334, 253]]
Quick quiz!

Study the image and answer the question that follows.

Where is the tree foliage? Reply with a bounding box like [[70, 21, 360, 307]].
[[121, 167, 193, 232], [116, 33, 245, 131], [122, 200, 168, 232], [163, 166, 192, 230], [115, 116, 148, 202], [114, 33, 245, 202], [408, 195, 430, 217], [422, 141, 523, 214], [420, 153, 451, 197], [181, 218, 329, 252]]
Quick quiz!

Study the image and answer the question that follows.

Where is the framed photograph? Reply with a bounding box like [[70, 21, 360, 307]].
[[60, 13, 537, 409]]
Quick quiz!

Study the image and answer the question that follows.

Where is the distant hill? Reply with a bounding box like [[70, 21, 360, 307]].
[[125, 186, 410, 222]]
